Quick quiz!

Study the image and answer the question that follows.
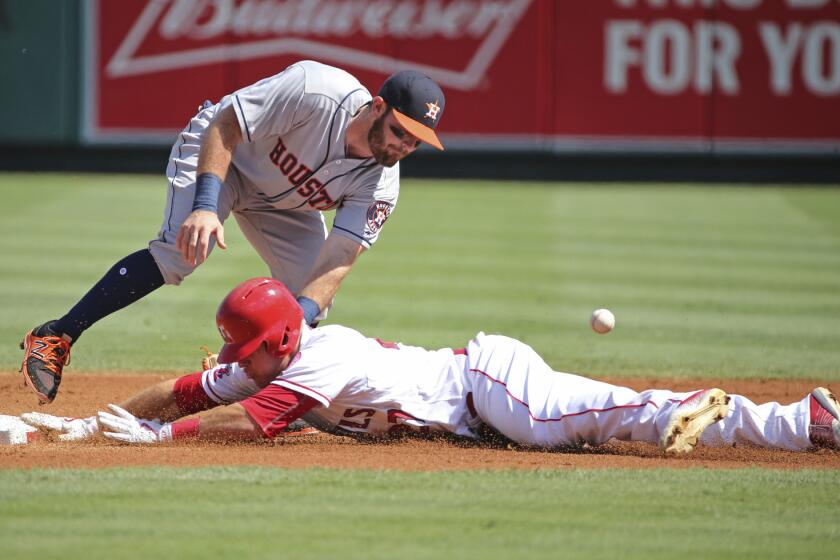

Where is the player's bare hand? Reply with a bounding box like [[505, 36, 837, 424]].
[[176, 210, 227, 266]]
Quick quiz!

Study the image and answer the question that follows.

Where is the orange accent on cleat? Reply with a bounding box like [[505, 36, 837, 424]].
[[280, 419, 320, 438], [20, 329, 71, 404]]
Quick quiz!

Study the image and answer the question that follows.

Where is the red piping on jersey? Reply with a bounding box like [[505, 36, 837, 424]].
[[265, 397, 319, 433], [466, 392, 478, 417], [273, 379, 332, 405], [241, 385, 320, 438], [467, 368, 683, 423], [678, 390, 705, 405]]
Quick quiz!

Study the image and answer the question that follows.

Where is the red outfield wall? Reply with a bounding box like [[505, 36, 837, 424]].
[[83, 0, 840, 153]]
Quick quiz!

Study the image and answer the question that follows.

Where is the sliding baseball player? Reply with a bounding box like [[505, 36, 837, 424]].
[[8, 279, 840, 454]]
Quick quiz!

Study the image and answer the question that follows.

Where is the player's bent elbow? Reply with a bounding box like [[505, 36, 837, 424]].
[[214, 105, 244, 149], [121, 379, 181, 423]]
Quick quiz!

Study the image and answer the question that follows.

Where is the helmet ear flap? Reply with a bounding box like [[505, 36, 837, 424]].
[[272, 332, 291, 358]]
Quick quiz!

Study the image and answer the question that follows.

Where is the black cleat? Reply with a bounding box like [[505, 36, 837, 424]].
[[19, 322, 71, 404]]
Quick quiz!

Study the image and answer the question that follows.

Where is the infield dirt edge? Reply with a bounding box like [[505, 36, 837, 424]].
[[1, 372, 838, 471]]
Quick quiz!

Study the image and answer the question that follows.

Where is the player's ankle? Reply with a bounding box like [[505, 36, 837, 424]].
[[34, 321, 74, 344]]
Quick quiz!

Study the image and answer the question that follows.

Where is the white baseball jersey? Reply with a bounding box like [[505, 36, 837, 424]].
[[200, 327, 815, 450], [202, 324, 476, 438]]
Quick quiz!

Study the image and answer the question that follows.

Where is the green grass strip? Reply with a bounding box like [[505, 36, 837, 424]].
[[0, 467, 838, 559]]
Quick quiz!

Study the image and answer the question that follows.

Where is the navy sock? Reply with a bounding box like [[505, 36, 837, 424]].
[[52, 249, 165, 342]]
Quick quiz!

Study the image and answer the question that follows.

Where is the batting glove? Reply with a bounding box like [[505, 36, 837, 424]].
[[97, 404, 173, 444], [19, 412, 99, 441], [0, 415, 38, 445]]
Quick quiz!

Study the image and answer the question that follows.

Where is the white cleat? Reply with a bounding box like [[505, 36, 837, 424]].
[[660, 388, 731, 455]]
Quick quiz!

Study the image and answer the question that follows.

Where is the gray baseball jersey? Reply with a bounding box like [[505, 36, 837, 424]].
[[224, 60, 399, 247], [151, 61, 398, 294]]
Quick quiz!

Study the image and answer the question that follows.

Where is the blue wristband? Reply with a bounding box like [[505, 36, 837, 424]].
[[296, 296, 321, 325], [193, 173, 223, 213]]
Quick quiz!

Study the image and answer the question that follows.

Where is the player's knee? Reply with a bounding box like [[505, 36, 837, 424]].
[[147, 242, 200, 286], [160, 265, 197, 286]]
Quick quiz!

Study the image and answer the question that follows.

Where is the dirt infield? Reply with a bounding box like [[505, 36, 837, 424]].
[[1, 372, 839, 470]]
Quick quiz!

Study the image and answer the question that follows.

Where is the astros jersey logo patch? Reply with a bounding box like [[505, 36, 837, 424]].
[[366, 201, 394, 234]]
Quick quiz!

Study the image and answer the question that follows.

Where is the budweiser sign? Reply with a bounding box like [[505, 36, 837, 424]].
[[105, 0, 533, 90], [87, 1, 837, 151]]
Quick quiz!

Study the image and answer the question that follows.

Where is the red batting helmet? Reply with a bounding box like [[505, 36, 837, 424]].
[[216, 278, 303, 364]]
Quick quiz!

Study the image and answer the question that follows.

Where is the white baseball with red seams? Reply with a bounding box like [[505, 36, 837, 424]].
[[200, 324, 813, 450], [591, 308, 615, 334]]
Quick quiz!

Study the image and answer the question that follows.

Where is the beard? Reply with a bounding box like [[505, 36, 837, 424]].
[[367, 112, 401, 167]]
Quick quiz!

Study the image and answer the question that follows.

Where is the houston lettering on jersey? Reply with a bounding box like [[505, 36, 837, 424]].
[[269, 138, 335, 211]]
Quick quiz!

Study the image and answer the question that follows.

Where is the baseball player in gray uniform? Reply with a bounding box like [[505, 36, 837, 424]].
[[20, 60, 446, 404]]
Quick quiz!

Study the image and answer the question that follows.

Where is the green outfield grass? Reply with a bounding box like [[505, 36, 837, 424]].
[[1, 467, 838, 559], [1, 173, 838, 379], [2, 174, 840, 559]]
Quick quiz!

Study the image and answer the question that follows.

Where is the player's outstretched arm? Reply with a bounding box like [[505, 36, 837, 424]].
[[176, 105, 243, 265], [19, 374, 213, 442], [297, 234, 365, 323], [189, 404, 263, 442], [96, 370, 310, 444], [97, 402, 263, 444], [117, 378, 182, 422], [197, 104, 242, 178], [18, 378, 183, 441]]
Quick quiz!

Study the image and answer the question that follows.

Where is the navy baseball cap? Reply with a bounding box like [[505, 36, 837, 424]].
[[378, 70, 445, 150]]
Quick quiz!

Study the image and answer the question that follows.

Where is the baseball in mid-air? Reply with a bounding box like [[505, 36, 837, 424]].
[[590, 308, 615, 334]]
